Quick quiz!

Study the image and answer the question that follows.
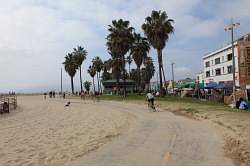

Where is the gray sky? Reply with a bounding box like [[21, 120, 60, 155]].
[[0, 0, 250, 93]]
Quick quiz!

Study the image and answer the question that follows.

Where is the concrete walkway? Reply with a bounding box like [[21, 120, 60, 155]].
[[71, 101, 233, 166]]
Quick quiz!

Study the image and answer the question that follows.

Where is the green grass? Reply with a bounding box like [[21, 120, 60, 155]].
[[96, 94, 250, 114]]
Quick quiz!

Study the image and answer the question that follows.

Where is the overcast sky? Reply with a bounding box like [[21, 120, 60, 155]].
[[0, 0, 250, 93]]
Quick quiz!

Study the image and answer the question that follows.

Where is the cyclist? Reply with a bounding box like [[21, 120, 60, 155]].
[[146, 92, 155, 110]]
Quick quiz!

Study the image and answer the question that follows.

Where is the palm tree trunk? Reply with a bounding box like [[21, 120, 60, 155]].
[[71, 76, 74, 94], [97, 74, 100, 93], [157, 49, 163, 96], [92, 77, 95, 92], [79, 66, 83, 92], [129, 63, 131, 79], [161, 65, 168, 95], [137, 66, 141, 92], [99, 72, 103, 94], [122, 55, 126, 97]]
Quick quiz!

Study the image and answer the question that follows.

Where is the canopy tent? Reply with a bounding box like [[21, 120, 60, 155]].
[[176, 83, 204, 89], [205, 81, 218, 89], [175, 84, 189, 89], [198, 83, 205, 89], [214, 83, 239, 89]]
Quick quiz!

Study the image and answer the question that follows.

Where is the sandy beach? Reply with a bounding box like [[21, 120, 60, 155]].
[[0, 96, 133, 166]]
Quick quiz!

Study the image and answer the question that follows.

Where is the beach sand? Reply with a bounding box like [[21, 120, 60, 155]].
[[0, 96, 133, 166]]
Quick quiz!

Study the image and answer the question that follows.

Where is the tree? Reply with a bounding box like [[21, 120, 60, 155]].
[[142, 10, 174, 95], [107, 19, 134, 96], [73, 46, 87, 92], [88, 65, 96, 92], [63, 53, 78, 94], [84, 81, 91, 93], [141, 56, 155, 91], [130, 33, 150, 91], [92, 56, 103, 93], [102, 59, 112, 81]]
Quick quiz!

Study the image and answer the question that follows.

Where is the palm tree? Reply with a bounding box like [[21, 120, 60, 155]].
[[106, 19, 134, 96], [88, 65, 96, 92], [126, 55, 133, 78], [92, 56, 103, 93], [73, 46, 87, 92], [63, 53, 78, 94], [142, 10, 174, 95], [83, 81, 91, 94], [142, 56, 155, 91], [130, 33, 150, 91], [102, 59, 113, 81]]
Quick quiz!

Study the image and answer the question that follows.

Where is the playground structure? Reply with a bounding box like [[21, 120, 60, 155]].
[[0, 95, 17, 114]]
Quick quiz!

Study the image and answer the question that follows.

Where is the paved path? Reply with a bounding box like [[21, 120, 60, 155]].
[[71, 101, 233, 166]]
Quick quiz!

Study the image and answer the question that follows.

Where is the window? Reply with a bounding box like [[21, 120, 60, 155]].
[[227, 65, 232, 74], [215, 68, 221, 76], [227, 53, 233, 61], [212, 70, 214, 76], [222, 67, 225, 73], [215, 58, 220, 64], [222, 56, 224, 62], [206, 71, 210, 77], [211, 60, 213, 65], [205, 61, 210, 67]]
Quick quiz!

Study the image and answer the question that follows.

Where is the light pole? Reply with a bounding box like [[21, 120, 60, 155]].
[[61, 67, 63, 97], [224, 19, 240, 106], [171, 62, 175, 93]]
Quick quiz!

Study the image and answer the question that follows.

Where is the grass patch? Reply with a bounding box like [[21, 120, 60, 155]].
[[70, 94, 250, 115]]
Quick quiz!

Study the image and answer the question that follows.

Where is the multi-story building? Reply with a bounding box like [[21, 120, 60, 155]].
[[196, 72, 204, 84], [203, 34, 250, 89]]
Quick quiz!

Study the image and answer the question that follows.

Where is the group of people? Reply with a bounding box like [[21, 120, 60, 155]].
[[236, 98, 249, 110], [43, 91, 57, 99]]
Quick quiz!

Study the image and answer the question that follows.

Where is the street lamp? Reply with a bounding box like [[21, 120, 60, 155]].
[[171, 62, 175, 93], [224, 19, 240, 106]]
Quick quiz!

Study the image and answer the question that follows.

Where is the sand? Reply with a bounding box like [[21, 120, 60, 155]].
[[0, 96, 133, 166]]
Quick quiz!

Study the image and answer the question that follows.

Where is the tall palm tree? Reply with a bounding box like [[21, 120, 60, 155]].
[[130, 33, 150, 91], [106, 19, 134, 96], [142, 10, 174, 95], [142, 56, 155, 91], [63, 53, 78, 94], [83, 81, 91, 94], [92, 56, 103, 93], [73, 46, 87, 92], [126, 55, 133, 78], [88, 65, 96, 92]]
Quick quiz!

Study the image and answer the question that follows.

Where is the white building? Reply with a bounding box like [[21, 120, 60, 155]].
[[203, 34, 250, 88], [196, 72, 204, 84]]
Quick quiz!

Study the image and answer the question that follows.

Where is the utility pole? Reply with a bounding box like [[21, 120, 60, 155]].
[[224, 18, 240, 106], [171, 62, 175, 93]]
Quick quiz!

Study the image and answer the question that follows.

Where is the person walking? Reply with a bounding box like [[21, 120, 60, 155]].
[[146, 92, 155, 111]]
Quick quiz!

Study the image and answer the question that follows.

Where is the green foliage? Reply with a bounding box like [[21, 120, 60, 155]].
[[83, 81, 91, 92], [142, 10, 174, 50], [106, 19, 134, 95], [73, 46, 87, 67], [92, 56, 103, 72], [88, 65, 96, 78], [63, 53, 77, 77]]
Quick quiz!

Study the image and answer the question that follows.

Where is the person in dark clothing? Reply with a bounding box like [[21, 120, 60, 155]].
[[52, 91, 55, 98], [236, 98, 241, 109]]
